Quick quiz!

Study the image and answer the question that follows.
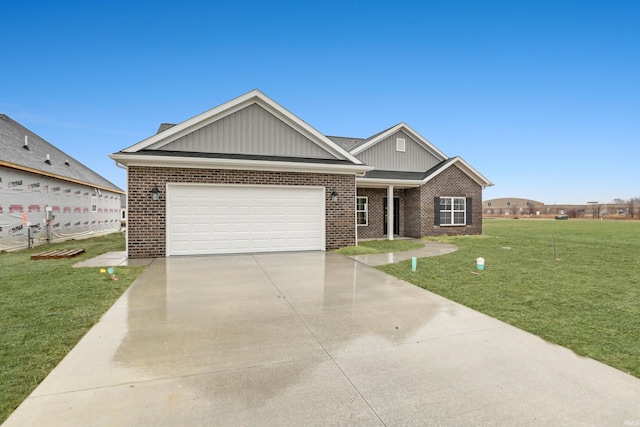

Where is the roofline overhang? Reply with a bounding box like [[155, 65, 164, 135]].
[[109, 153, 373, 175], [356, 157, 493, 189], [121, 90, 364, 165], [0, 160, 124, 194], [355, 177, 422, 188], [424, 157, 494, 188]]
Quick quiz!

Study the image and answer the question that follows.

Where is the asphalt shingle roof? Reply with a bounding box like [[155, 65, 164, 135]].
[[0, 114, 122, 192], [326, 123, 403, 153], [325, 135, 366, 151], [359, 170, 428, 180], [359, 158, 458, 181]]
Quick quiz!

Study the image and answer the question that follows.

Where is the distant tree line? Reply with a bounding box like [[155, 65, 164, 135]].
[[611, 197, 640, 219]]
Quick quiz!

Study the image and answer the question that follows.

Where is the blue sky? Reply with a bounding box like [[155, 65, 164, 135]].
[[2, 0, 638, 204]]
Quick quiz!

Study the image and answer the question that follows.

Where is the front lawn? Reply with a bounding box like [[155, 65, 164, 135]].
[[335, 239, 424, 256], [0, 233, 146, 422], [379, 219, 640, 378]]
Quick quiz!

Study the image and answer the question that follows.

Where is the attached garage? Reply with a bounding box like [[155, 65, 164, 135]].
[[111, 90, 371, 258], [167, 184, 325, 256]]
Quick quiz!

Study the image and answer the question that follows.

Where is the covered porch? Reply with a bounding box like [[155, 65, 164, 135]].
[[356, 177, 422, 242]]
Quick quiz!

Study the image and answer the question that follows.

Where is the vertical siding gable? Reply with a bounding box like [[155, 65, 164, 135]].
[[356, 131, 442, 172], [158, 104, 335, 159]]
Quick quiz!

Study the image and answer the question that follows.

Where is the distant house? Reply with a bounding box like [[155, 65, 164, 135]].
[[110, 90, 492, 258], [120, 193, 127, 226], [484, 198, 544, 216], [0, 114, 124, 251]]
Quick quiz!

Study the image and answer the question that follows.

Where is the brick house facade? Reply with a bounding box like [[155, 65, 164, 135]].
[[112, 90, 492, 258], [356, 165, 482, 240], [127, 166, 355, 258]]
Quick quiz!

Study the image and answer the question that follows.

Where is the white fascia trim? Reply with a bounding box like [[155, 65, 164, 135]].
[[120, 89, 364, 165], [351, 123, 448, 160], [423, 157, 494, 188], [109, 153, 373, 175], [356, 177, 422, 188]]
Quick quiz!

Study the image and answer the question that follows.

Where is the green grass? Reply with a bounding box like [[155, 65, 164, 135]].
[[0, 233, 146, 422], [335, 239, 425, 255], [379, 219, 640, 378]]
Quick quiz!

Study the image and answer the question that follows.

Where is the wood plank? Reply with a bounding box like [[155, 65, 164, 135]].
[[31, 249, 85, 260]]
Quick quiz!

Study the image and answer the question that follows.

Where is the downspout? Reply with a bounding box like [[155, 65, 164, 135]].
[[115, 161, 128, 259], [387, 185, 394, 240]]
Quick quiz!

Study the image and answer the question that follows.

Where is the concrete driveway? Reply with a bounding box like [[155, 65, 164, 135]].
[[5, 252, 640, 426]]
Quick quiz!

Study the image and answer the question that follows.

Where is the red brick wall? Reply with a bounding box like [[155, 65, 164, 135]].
[[419, 165, 483, 236], [357, 165, 483, 239], [127, 166, 355, 258], [404, 187, 422, 238], [356, 188, 405, 239]]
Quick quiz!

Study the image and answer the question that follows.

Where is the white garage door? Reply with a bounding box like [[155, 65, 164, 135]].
[[167, 184, 325, 256]]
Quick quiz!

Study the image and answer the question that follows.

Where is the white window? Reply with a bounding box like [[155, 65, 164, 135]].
[[356, 196, 368, 226], [440, 197, 466, 226], [396, 138, 406, 152], [91, 197, 97, 213]]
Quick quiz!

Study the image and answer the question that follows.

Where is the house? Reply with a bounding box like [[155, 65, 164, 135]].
[[0, 114, 124, 251], [110, 90, 492, 259]]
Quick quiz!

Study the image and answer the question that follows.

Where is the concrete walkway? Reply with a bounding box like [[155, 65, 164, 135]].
[[72, 251, 154, 268], [347, 240, 457, 266], [5, 252, 640, 426]]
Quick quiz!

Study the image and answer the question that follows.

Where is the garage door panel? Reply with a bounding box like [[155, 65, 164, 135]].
[[167, 185, 324, 255]]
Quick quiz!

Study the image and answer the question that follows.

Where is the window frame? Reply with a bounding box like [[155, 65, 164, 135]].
[[439, 196, 466, 226], [356, 196, 368, 226], [90, 196, 98, 213]]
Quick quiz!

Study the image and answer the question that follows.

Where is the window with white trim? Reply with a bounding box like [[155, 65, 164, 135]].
[[356, 196, 368, 226], [440, 197, 466, 226], [396, 138, 406, 152], [91, 196, 97, 213]]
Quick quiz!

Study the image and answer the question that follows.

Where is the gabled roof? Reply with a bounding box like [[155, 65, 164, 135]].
[[349, 122, 447, 161], [0, 114, 123, 193], [117, 89, 363, 165], [422, 157, 492, 187]]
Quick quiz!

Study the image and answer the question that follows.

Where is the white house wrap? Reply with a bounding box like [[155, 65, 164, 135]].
[[0, 167, 121, 250], [0, 114, 123, 251]]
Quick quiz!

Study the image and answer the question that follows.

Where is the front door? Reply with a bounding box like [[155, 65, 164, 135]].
[[383, 197, 400, 236]]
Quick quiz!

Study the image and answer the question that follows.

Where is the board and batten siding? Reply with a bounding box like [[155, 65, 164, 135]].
[[357, 131, 442, 172], [158, 104, 335, 159]]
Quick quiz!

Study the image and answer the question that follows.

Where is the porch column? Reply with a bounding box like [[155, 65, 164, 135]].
[[387, 185, 394, 240]]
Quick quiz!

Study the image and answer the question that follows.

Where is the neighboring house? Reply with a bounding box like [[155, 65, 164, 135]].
[[483, 198, 635, 218], [110, 90, 492, 259], [120, 193, 127, 226], [0, 114, 124, 251]]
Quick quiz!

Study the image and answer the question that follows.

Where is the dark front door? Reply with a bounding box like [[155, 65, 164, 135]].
[[383, 197, 400, 235]]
